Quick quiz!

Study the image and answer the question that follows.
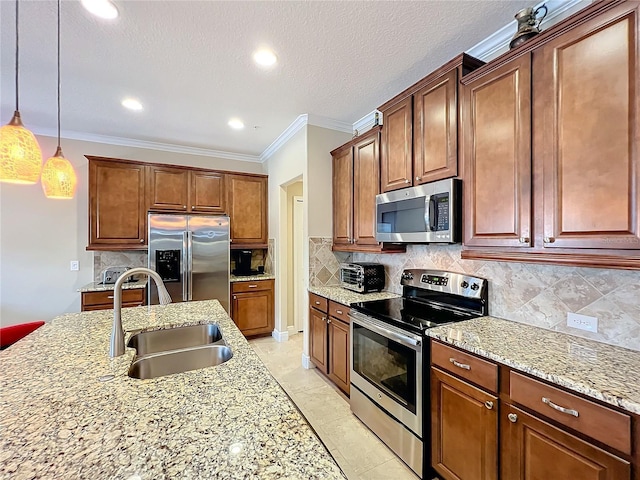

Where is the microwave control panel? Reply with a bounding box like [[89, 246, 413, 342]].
[[434, 193, 450, 232]]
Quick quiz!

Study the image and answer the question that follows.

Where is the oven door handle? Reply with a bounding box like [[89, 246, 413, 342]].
[[352, 316, 422, 351]]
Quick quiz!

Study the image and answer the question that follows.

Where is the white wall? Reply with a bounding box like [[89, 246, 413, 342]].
[[0, 134, 264, 327]]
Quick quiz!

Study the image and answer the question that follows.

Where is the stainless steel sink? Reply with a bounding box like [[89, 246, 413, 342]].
[[127, 323, 223, 356], [128, 345, 233, 379]]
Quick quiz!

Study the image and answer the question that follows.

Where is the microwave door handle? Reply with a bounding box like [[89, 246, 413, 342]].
[[424, 194, 431, 231], [429, 195, 437, 231]]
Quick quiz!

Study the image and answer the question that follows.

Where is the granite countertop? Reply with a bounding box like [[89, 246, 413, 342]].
[[427, 316, 640, 415], [308, 285, 400, 306], [230, 273, 276, 282], [0, 300, 345, 480], [78, 279, 147, 292]]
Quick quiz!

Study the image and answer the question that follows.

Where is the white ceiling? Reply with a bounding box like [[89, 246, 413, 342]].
[[0, 0, 534, 160]]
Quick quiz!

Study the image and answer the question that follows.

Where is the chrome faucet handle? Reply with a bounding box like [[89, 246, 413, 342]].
[[110, 267, 172, 358]]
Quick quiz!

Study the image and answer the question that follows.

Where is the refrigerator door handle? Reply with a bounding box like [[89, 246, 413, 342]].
[[182, 231, 189, 302], [187, 231, 194, 301]]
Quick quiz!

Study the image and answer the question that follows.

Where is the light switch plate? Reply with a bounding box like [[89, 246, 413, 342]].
[[567, 312, 598, 333], [70, 260, 79, 271]]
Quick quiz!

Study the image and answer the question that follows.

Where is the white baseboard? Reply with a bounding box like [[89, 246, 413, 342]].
[[287, 325, 298, 336], [302, 353, 315, 369], [272, 328, 289, 342]]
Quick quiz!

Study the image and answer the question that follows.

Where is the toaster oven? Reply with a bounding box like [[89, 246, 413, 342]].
[[340, 263, 385, 293]]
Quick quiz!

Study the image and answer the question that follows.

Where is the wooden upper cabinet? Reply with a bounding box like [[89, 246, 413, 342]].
[[147, 165, 189, 211], [88, 158, 147, 249], [413, 68, 458, 184], [353, 131, 380, 246], [227, 174, 268, 247], [538, 3, 640, 250], [332, 146, 353, 246], [381, 96, 413, 192], [190, 171, 225, 213], [462, 54, 532, 248], [501, 404, 630, 480]]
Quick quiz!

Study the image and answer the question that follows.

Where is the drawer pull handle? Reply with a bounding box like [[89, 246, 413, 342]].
[[315, 301, 321, 305], [542, 397, 579, 417], [248, 285, 258, 288], [485, 401, 494, 410], [449, 358, 471, 370], [508, 413, 518, 423], [107, 296, 114, 299], [336, 309, 343, 315]]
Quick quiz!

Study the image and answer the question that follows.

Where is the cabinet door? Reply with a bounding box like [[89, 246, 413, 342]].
[[309, 307, 328, 374], [231, 287, 274, 337], [538, 3, 640, 249], [148, 165, 189, 211], [353, 130, 381, 246], [328, 317, 350, 395], [414, 69, 458, 184], [227, 174, 268, 247], [381, 96, 413, 192], [332, 147, 353, 246], [89, 159, 147, 248], [501, 404, 630, 480], [431, 367, 498, 480], [462, 54, 532, 248], [190, 171, 226, 213]]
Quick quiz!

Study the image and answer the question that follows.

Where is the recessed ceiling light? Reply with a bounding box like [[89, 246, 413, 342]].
[[252, 48, 277, 67], [228, 119, 245, 130], [81, 0, 119, 20], [121, 98, 143, 111]]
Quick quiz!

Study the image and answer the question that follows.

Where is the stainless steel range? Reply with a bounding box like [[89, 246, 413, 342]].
[[349, 269, 488, 478]]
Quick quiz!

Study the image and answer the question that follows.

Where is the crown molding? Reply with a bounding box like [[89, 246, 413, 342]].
[[467, 0, 588, 61], [32, 126, 262, 163], [259, 114, 352, 163], [352, 110, 381, 135]]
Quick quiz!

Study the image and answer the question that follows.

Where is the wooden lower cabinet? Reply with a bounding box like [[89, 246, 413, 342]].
[[501, 403, 630, 480], [81, 288, 145, 312], [309, 306, 328, 374], [327, 317, 350, 394], [431, 367, 498, 480], [231, 279, 274, 337]]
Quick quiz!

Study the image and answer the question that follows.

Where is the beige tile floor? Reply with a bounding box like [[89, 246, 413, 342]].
[[249, 333, 419, 480]]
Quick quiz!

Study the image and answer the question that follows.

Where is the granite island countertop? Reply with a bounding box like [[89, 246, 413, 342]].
[[0, 300, 345, 480], [427, 316, 640, 415], [308, 286, 400, 306]]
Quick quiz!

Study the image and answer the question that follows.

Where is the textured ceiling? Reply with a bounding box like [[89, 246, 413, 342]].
[[0, 0, 532, 158]]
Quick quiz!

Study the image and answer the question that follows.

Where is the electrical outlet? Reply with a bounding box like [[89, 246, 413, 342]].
[[567, 312, 598, 333], [70, 260, 79, 271]]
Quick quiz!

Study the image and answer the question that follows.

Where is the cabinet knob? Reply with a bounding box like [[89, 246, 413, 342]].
[[544, 237, 555, 243], [415, 176, 421, 181], [327, 318, 332, 324], [183, 205, 187, 209], [519, 237, 530, 243], [233, 295, 237, 300], [139, 239, 144, 243], [508, 413, 518, 423], [404, 179, 410, 184], [484, 401, 494, 410], [191, 206, 195, 209], [322, 316, 327, 323], [230, 239, 233, 243]]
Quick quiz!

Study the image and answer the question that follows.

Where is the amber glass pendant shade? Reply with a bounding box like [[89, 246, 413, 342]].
[[41, 146, 77, 199], [0, 111, 43, 184]]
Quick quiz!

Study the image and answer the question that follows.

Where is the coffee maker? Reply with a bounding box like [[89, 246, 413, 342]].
[[233, 250, 254, 276]]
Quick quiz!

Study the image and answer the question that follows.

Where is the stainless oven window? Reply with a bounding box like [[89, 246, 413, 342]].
[[352, 322, 417, 414]]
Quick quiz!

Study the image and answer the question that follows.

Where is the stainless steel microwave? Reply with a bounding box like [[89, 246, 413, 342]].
[[375, 178, 461, 243]]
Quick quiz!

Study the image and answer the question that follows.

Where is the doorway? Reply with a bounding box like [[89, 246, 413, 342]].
[[293, 196, 304, 332]]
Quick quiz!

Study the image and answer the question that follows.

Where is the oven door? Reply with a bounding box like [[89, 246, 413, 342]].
[[350, 311, 423, 437]]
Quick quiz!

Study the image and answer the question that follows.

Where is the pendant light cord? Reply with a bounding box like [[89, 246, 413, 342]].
[[14, 0, 19, 111], [57, 0, 61, 147]]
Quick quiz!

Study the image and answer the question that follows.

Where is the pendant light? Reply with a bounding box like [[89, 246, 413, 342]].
[[41, 0, 77, 199], [0, 0, 43, 184]]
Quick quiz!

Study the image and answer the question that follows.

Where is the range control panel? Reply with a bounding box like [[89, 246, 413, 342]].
[[420, 274, 448, 286], [401, 269, 487, 300]]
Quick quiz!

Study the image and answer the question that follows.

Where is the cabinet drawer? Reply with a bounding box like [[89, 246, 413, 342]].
[[232, 280, 272, 293], [431, 340, 498, 393], [309, 293, 328, 312], [328, 301, 350, 323], [510, 371, 631, 455], [82, 289, 145, 307]]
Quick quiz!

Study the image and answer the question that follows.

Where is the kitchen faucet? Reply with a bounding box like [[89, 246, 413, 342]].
[[110, 267, 172, 357]]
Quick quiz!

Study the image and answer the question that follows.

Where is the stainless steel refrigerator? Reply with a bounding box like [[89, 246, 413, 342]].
[[148, 213, 230, 312]]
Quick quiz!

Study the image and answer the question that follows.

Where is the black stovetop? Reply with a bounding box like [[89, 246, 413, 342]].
[[350, 297, 478, 336]]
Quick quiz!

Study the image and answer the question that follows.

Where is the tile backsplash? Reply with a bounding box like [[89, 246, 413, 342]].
[[309, 238, 640, 352], [309, 238, 351, 287], [93, 251, 147, 281]]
